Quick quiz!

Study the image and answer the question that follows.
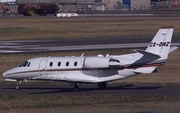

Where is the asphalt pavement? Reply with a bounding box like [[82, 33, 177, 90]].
[[0, 84, 180, 95], [0, 36, 180, 54]]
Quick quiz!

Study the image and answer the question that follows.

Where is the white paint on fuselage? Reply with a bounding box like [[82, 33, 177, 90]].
[[2, 56, 138, 83]]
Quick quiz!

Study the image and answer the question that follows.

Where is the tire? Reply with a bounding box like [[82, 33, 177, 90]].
[[15, 85, 20, 90], [73, 85, 79, 92], [98, 82, 107, 89]]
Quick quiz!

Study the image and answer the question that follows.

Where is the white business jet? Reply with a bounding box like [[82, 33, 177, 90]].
[[2, 26, 178, 91]]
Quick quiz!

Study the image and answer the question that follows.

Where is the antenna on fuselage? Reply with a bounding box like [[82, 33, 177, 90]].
[[81, 53, 84, 57]]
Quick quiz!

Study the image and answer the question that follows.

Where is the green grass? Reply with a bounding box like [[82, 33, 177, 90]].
[[0, 17, 180, 40]]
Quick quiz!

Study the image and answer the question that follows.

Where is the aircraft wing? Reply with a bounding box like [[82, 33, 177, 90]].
[[133, 67, 157, 74]]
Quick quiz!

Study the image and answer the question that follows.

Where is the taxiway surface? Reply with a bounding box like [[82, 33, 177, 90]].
[[0, 36, 180, 54], [0, 84, 180, 95]]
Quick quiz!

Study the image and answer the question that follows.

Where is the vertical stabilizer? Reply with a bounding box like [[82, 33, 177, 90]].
[[145, 26, 174, 59]]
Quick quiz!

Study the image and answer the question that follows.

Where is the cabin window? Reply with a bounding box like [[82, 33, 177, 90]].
[[50, 62, 53, 66], [66, 62, 69, 66], [74, 62, 77, 66], [58, 62, 61, 66]]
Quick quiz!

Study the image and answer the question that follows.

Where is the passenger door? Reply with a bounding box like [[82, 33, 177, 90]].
[[39, 59, 48, 78]]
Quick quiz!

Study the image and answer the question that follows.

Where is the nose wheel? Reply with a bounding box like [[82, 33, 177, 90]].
[[15, 85, 20, 90], [15, 80, 22, 90]]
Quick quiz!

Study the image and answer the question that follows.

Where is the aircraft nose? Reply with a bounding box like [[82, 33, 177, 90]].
[[2, 71, 8, 78]]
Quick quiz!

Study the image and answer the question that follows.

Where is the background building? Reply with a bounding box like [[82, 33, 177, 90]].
[[0, 0, 180, 15], [0, 0, 15, 2], [15, 0, 151, 11]]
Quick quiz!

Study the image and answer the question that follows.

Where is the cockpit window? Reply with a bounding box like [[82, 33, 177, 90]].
[[27, 62, 31, 67], [19, 61, 31, 67]]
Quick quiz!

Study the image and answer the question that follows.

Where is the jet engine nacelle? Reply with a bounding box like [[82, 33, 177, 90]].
[[84, 57, 120, 68]]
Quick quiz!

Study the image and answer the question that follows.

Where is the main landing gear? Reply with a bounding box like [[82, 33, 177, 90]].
[[70, 82, 79, 91], [98, 82, 107, 90], [69, 82, 107, 91]]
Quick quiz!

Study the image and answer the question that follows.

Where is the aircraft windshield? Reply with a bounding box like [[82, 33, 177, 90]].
[[19, 61, 31, 67]]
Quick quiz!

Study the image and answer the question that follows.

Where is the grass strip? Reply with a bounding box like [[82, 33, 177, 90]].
[[1, 94, 180, 113], [0, 17, 180, 40]]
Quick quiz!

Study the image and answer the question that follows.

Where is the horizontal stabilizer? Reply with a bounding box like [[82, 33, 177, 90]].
[[169, 46, 178, 53], [133, 67, 157, 74], [134, 49, 161, 59]]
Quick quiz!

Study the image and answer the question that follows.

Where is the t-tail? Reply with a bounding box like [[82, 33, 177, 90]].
[[145, 26, 174, 60], [135, 26, 175, 60], [133, 26, 177, 74]]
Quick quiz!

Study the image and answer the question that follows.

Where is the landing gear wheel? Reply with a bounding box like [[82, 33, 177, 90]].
[[70, 82, 79, 92], [73, 85, 79, 92], [98, 82, 107, 90], [15, 85, 20, 90], [15, 80, 22, 90]]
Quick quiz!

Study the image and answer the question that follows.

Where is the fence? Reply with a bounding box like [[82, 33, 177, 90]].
[[1, 2, 180, 15]]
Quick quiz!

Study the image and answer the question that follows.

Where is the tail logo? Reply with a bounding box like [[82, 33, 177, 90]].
[[149, 42, 170, 47]]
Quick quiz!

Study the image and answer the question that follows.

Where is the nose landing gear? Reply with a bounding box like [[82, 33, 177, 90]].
[[15, 80, 22, 90]]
